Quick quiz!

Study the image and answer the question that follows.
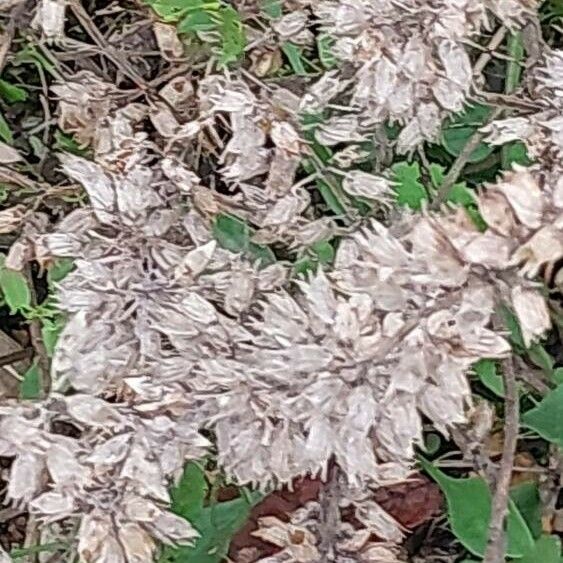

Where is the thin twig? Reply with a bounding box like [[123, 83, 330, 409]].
[[317, 465, 341, 563], [0, 348, 33, 367], [501, 32, 524, 170], [431, 107, 503, 210], [68, 0, 149, 90], [473, 27, 508, 78], [483, 356, 519, 563], [23, 515, 40, 563]]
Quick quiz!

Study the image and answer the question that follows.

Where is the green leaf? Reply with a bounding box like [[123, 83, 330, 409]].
[[442, 104, 495, 163], [446, 182, 476, 207], [316, 178, 347, 215], [527, 343, 554, 376], [10, 542, 67, 559], [261, 0, 282, 18], [510, 482, 543, 539], [217, 5, 246, 66], [178, 9, 216, 32], [145, 0, 220, 21], [473, 359, 505, 397], [148, 0, 245, 65], [247, 242, 276, 267], [522, 384, 563, 447], [317, 34, 336, 68], [419, 457, 535, 558], [428, 163, 474, 205], [170, 462, 209, 519], [503, 141, 532, 167], [0, 79, 27, 103], [0, 111, 13, 144], [428, 163, 487, 229], [0, 255, 31, 313], [520, 536, 562, 563], [553, 367, 563, 385], [391, 162, 428, 210], [41, 316, 65, 357], [423, 433, 442, 455], [47, 259, 74, 286], [212, 214, 275, 266], [161, 497, 256, 563], [53, 130, 87, 156], [12, 44, 56, 75], [311, 241, 335, 265], [162, 464, 262, 563], [20, 360, 42, 400], [499, 304, 526, 351], [294, 241, 335, 276], [300, 131, 348, 217], [282, 43, 307, 75], [213, 214, 250, 252]]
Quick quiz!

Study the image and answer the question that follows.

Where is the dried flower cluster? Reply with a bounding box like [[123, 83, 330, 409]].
[[251, 477, 405, 563], [0, 0, 561, 561], [245, 0, 534, 155]]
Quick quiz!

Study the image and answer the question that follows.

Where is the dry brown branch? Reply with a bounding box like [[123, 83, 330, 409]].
[[483, 356, 519, 563], [317, 466, 341, 562], [0, 348, 32, 367], [473, 27, 508, 78], [68, 0, 149, 90]]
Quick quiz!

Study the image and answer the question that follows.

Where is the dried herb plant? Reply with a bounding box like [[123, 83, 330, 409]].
[[0, 0, 560, 562]]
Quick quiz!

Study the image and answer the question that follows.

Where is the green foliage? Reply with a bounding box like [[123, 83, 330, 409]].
[[441, 104, 495, 163], [261, 0, 282, 18], [216, 5, 246, 66], [423, 433, 442, 456], [510, 482, 543, 539], [499, 304, 557, 379], [0, 78, 27, 103], [40, 316, 65, 357], [391, 162, 428, 210], [317, 35, 336, 69], [53, 130, 88, 156], [145, 0, 245, 66], [502, 141, 533, 167], [553, 367, 563, 385], [300, 120, 350, 216], [10, 542, 67, 559], [20, 361, 42, 400], [520, 535, 562, 563], [160, 462, 262, 563], [47, 258, 74, 286], [282, 43, 308, 75], [0, 255, 30, 314], [212, 213, 276, 266], [473, 359, 505, 397], [170, 462, 209, 519], [0, 112, 13, 144], [294, 240, 335, 276], [390, 161, 486, 228], [419, 457, 535, 558], [522, 384, 563, 447]]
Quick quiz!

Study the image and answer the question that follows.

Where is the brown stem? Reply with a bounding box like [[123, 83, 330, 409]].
[[317, 465, 341, 563], [0, 348, 33, 367], [483, 356, 519, 563]]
